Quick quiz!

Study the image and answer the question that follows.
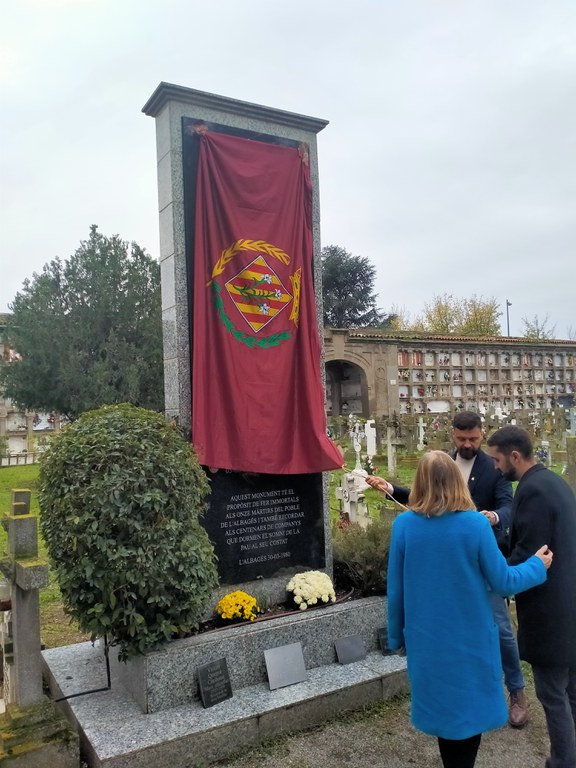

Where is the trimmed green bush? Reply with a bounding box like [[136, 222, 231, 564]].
[[332, 517, 393, 596], [39, 404, 218, 660]]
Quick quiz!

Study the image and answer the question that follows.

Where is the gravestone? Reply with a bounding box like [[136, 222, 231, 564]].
[[335, 474, 370, 528], [1, 490, 46, 707], [143, 84, 333, 595], [334, 634, 367, 665], [0, 490, 78, 767], [365, 419, 377, 458], [197, 658, 233, 708], [377, 626, 395, 655], [386, 428, 405, 478], [416, 416, 426, 451], [264, 642, 307, 690]]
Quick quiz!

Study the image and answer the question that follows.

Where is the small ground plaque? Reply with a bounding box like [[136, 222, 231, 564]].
[[197, 658, 233, 708], [335, 634, 366, 665], [378, 626, 394, 656], [264, 642, 307, 691]]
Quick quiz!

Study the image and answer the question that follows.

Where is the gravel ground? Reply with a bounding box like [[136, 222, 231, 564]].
[[213, 677, 550, 768]]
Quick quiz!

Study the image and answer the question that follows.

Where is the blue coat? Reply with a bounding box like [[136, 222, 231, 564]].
[[387, 509, 546, 740]]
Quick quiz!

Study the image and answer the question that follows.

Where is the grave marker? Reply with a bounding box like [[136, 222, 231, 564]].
[[264, 642, 307, 691], [197, 658, 233, 708], [0, 490, 78, 767], [334, 634, 366, 665]]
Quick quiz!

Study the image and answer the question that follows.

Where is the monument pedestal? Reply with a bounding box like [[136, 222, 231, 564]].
[[42, 597, 408, 768]]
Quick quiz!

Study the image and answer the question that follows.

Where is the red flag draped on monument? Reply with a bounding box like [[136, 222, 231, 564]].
[[191, 130, 342, 474]]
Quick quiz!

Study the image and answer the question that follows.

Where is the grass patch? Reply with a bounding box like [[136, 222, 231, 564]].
[[213, 693, 411, 766]]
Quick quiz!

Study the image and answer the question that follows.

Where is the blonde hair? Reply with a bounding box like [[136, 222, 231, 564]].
[[409, 450, 475, 517]]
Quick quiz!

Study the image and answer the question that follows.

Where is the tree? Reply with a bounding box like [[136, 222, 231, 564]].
[[0, 226, 163, 420], [414, 293, 502, 336], [387, 304, 414, 331], [321, 245, 392, 328], [521, 314, 557, 340]]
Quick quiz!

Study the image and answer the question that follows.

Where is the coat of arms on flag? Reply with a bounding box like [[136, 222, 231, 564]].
[[208, 239, 302, 347]]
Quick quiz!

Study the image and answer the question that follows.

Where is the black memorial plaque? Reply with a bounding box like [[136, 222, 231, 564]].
[[334, 634, 367, 665], [197, 658, 233, 708], [264, 642, 307, 691], [203, 470, 325, 583], [378, 626, 391, 655]]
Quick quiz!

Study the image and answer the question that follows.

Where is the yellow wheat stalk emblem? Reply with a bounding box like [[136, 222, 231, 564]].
[[206, 239, 290, 286], [289, 268, 301, 326]]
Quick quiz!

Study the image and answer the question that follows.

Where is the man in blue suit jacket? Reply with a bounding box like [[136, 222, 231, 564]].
[[367, 411, 528, 727]]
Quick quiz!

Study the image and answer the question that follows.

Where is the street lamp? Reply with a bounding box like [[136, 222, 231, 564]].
[[506, 300, 512, 336]]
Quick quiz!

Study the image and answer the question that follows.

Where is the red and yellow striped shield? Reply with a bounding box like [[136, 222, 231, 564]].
[[225, 255, 293, 333]]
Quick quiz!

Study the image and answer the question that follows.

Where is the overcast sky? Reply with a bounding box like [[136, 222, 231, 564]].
[[2, 0, 575, 338]]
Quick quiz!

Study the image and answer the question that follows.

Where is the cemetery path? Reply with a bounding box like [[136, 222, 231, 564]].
[[214, 677, 549, 768]]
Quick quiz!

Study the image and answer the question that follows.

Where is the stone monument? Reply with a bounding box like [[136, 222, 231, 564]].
[[142, 83, 335, 602]]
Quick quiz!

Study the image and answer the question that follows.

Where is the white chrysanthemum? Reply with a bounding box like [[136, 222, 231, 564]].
[[286, 570, 335, 610]]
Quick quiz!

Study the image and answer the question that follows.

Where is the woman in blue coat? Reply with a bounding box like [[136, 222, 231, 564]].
[[387, 450, 552, 768]]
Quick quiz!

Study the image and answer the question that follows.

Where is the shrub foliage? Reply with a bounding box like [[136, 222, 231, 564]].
[[332, 517, 393, 596], [39, 404, 219, 660]]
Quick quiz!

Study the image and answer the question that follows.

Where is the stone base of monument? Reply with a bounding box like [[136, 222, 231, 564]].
[[42, 596, 408, 768], [0, 697, 79, 768]]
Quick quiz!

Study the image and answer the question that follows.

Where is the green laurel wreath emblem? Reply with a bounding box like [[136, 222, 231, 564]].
[[212, 282, 291, 349]]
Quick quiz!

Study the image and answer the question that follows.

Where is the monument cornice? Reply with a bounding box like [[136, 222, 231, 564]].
[[142, 82, 329, 134]]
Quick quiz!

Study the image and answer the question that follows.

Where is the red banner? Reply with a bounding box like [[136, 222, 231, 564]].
[[191, 130, 342, 474]]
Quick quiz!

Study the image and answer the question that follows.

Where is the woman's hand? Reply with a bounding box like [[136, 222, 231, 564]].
[[535, 545, 553, 570], [365, 475, 390, 494]]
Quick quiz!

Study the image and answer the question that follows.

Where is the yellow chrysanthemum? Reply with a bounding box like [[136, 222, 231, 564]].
[[216, 590, 260, 622]]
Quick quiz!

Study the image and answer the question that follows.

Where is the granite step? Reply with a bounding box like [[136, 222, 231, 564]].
[[43, 642, 408, 768]]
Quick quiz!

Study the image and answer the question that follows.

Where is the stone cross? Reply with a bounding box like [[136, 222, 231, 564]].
[[417, 416, 426, 451], [353, 433, 364, 474], [365, 420, 377, 459], [387, 427, 397, 477], [0, 489, 48, 707], [335, 475, 370, 529]]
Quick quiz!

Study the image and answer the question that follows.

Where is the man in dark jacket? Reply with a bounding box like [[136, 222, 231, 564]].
[[367, 411, 528, 726], [488, 425, 576, 768]]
